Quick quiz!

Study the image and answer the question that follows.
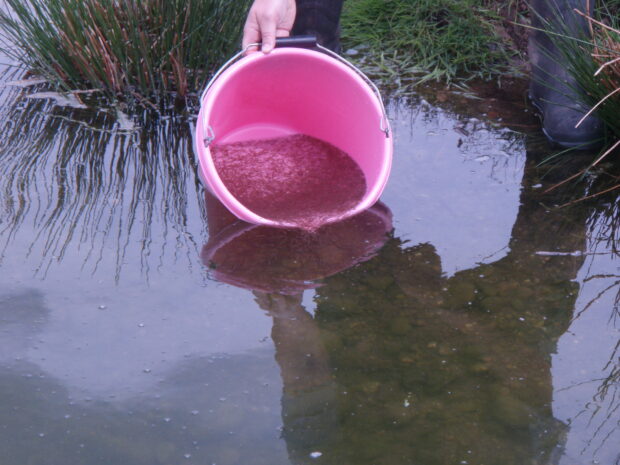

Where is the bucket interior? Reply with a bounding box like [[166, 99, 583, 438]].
[[202, 48, 391, 200]]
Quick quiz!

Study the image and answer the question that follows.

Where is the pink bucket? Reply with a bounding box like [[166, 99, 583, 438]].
[[195, 38, 392, 228]]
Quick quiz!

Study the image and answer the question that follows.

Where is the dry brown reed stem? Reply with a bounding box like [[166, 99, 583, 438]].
[[591, 139, 620, 167], [545, 138, 620, 198], [572, 8, 619, 167], [543, 169, 588, 194], [595, 56, 620, 76], [574, 8, 620, 92], [576, 86, 620, 128], [558, 180, 620, 208]]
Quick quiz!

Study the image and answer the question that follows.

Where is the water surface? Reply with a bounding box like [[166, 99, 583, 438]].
[[0, 74, 618, 465]]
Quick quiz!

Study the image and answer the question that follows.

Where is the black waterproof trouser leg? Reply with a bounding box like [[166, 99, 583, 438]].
[[528, 0, 603, 148], [292, 0, 345, 52]]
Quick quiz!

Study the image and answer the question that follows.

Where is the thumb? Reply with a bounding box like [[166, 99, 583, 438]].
[[260, 27, 277, 53], [256, 10, 278, 53]]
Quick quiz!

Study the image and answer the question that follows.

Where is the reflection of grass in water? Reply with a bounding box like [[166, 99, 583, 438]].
[[563, 336, 620, 458], [590, 213, 620, 453], [562, 177, 620, 459], [587, 168, 620, 256], [583, 164, 620, 324], [597, 338, 619, 399], [0, 92, 207, 281]]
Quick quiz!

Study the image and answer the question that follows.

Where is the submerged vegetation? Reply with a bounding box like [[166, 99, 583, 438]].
[[0, 0, 250, 108]]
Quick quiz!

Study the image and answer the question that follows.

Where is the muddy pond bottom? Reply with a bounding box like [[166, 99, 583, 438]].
[[212, 134, 367, 230]]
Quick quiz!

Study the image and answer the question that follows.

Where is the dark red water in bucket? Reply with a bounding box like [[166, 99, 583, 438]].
[[211, 134, 367, 230]]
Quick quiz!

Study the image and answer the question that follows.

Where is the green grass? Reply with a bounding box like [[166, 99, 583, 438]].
[[340, 0, 522, 89], [0, 0, 251, 109]]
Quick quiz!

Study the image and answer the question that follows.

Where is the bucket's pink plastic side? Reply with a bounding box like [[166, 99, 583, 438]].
[[196, 121, 275, 226], [196, 48, 392, 226]]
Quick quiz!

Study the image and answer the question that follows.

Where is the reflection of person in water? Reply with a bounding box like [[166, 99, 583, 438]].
[[306, 156, 588, 465], [202, 194, 393, 462], [204, 145, 591, 465], [253, 292, 341, 462]]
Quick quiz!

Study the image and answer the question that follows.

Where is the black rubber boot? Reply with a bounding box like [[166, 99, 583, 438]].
[[292, 0, 345, 53], [528, 0, 604, 149]]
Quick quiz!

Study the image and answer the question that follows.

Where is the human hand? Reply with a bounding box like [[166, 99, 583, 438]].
[[242, 0, 296, 53]]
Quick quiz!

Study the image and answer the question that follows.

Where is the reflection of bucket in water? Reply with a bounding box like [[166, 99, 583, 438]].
[[195, 38, 392, 229], [201, 193, 393, 294]]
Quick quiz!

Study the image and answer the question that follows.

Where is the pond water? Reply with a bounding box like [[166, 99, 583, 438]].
[[0, 66, 618, 465]]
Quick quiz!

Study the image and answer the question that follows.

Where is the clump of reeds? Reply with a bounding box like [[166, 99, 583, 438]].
[[574, 3, 620, 158], [340, 0, 521, 87], [545, 0, 619, 161], [0, 0, 250, 108], [537, 0, 619, 202]]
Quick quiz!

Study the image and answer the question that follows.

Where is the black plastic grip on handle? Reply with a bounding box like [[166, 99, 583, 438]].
[[274, 35, 317, 49]]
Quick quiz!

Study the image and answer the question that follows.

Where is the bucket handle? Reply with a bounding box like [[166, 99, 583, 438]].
[[314, 43, 390, 138], [200, 38, 390, 148]]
